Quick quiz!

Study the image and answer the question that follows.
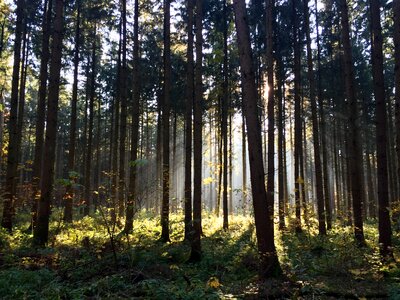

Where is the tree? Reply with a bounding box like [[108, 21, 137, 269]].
[[394, 0, 400, 205], [34, 0, 64, 245], [1, 0, 24, 231], [303, 0, 326, 235], [369, 0, 392, 257], [338, 0, 365, 245], [184, 0, 194, 241], [124, 0, 140, 234], [189, 0, 203, 261], [64, 0, 80, 223], [31, 0, 53, 228], [292, 0, 302, 233], [160, 0, 171, 243], [233, 0, 281, 278]]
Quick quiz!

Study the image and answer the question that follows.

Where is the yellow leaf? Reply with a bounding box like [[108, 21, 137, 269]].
[[207, 276, 222, 288]]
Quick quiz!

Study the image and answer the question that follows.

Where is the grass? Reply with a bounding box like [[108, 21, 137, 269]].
[[0, 209, 399, 299]]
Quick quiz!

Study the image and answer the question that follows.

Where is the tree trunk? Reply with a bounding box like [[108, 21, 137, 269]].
[[292, 0, 302, 233], [184, 0, 194, 241], [160, 0, 171, 242], [233, 0, 281, 278], [222, 0, 229, 230], [33, 0, 64, 245], [1, 0, 24, 231], [265, 0, 276, 236], [64, 0, 80, 222], [394, 0, 400, 217], [118, 0, 128, 218], [338, 0, 365, 245], [124, 0, 140, 233], [84, 27, 96, 216], [190, 0, 203, 260], [303, 0, 326, 235], [369, 0, 392, 258]]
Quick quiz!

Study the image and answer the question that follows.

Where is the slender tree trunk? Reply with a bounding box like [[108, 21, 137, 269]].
[[338, 0, 365, 245], [84, 26, 96, 216], [33, 0, 64, 245], [222, 0, 229, 230], [303, 0, 326, 235], [393, 0, 400, 216], [119, 0, 128, 218], [242, 113, 247, 212], [265, 0, 276, 235], [184, 0, 194, 241], [292, 0, 302, 233], [64, 0, 80, 222], [233, 0, 281, 278], [124, 0, 140, 233], [160, 0, 172, 242], [190, 0, 203, 260], [1, 0, 24, 231], [369, 0, 392, 258]]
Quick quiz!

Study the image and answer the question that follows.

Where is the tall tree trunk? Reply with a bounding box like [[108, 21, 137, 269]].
[[64, 0, 80, 222], [1, 0, 24, 231], [84, 26, 96, 216], [119, 0, 128, 218], [369, 0, 392, 257], [190, 0, 203, 261], [184, 0, 194, 241], [303, 0, 326, 235], [33, 0, 64, 245], [160, 0, 171, 242], [242, 113, 247, 212], [338, 0, 365, 245], [315, 0, 332, 230], [222, 0, 229, 230], [394, 0, 400, 217], [233, 0, 281, 278], [124, 0, 140, 233], [292, 0, 302, 233], [265, 0, 276, 235]]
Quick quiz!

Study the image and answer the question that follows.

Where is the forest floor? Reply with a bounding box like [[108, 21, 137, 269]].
[[0, 209, 399, 299]]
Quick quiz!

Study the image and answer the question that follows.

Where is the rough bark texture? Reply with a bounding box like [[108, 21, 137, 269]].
[[84, 26, 96, 217], [233, 0, 281, 278], [303, 0, 326, 235], [160, 0, 171, 243], [190, 0, 203, 261], [338, 0, 365, 245], [266, 0, 275, 237], [369, 0, 392, 257], [184, 0, 194, 241], [33, 0, 64, 245], [394, 0, 400, 211], [222, 0, 229, 231], [2, 0, 24, 231], [292, 0, 302, 233], [64, 0, 80, 223], [124, 0, 140, 233], [31, 0, 52, 228]]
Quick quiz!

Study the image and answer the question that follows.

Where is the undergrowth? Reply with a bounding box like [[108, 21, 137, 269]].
[[0, 210, 399, 299]]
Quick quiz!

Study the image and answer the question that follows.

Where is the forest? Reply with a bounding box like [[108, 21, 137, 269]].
[[0, 0, 399, 298]]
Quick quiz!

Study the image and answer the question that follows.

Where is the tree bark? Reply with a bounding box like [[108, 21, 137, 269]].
[[233, 0, 281, 278], [189, 0, 203, 261], [33, 0, 64, 245], [338, 0, 365, 245], [303, 0, 326, 235], [124, 0, 140, 233], [160, 0, 171, 242], [1, 0, 24, 231], [369, 0, 392, 257], [64, 0, 80, 223], [184, 0, 194, 241]]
